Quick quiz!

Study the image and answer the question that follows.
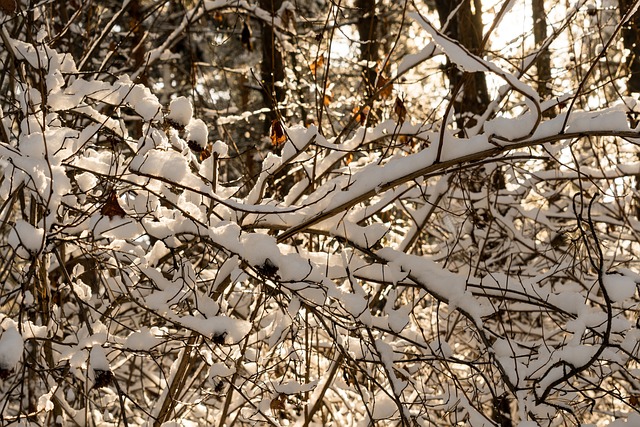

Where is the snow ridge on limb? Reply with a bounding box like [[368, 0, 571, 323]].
[[274, 112, 639, 244]]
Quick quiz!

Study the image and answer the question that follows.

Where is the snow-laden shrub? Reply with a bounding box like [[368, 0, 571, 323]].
[[2, 2, 640, 427]]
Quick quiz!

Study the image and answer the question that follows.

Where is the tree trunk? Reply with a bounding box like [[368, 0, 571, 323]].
[[620, 0, 640, 93], [435, 0, 489, 126], [532, 0, 552, 100], [456, 0, 489, 114], [355, 0, 379, 97], [260, 0, 285, 131], [620, 0, 640, 220]]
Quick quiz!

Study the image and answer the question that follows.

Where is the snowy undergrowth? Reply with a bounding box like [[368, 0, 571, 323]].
[[1, 7, 640, 427]]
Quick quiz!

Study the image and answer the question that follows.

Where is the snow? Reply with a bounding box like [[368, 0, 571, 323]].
[[560, 344, 597, 368], [91, 214, 142, 240], [387, 305, 410, 333], [125, 327, 161, 351], [203, 0, 285, 28], [602, 272, 637, 303], [178, 315, 251, 344], [8, 220, 44, 254], [37, 390, 55, 412], [131, 148, 190, 184], [0, 325, 23, 371], [185, 118, 208, 148], [397, 42, 437, 76], [376, 248, 490, 323], [167, 96, 193, 126], [8, 38, 75, 72], [73, 279, 92, 301], [410, 12, 538, 100], [75, 172, 98, 193], [19, 320, 47, 340], [340, 290, 368, 318], [145, 240, 170, 267], [211, 140, 228, 157], [273, 380, 317, 395], [2, 8, 640, 425], [371, 395, 397, 419], [117, 75, 162, 121], [89, 346, 110, 371], [565, 107, 630, 134], [484, 98, 539, 140], [19, 131, 47, 158], [281, 124, 317, 158], [209, 362, 235, 378]]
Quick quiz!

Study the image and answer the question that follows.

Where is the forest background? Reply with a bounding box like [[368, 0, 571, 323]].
[[1, 0, 640, 426]]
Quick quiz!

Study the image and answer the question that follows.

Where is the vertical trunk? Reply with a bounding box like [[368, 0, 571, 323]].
[[456, 0, 489, 115], [620, 0, 640, 220], [532, 0, 552, 100], [355, 0, 379, 97], [260, 0, 285, 131], [129, 0, 147, 85], [434, 0, 459, 39], [435, 0, 489, 126], [620, 0, 640, 93]]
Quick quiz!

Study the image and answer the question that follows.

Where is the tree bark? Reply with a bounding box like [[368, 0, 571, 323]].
[[355, 0, 379, 97], [620, 0, 640, 93], [532, 0, 552, 100], [456, 0, 489, 114], [435, 0, 489, 125], [260, 0, 285, 130]]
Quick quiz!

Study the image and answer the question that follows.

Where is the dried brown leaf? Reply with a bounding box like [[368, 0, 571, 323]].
[[394, 97, 407, 123], [270, 120, 287, 147], [188, 140, 211, 161], [270, 393, 287, 413], [376, 73, 392, 99], [345, 152, 354, 165], [353, 105, 370, 126], [309, 56, 324, 74], [101, 191, 126, 219]]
